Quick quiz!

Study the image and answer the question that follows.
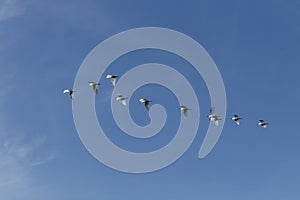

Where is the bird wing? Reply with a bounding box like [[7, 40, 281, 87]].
[[70, 92, 74, 100], [93, 85, 98, 95], [183, 109, 188, 117], [88, 82, 95, 86], [139, 98, 146, 103], [210, 107, 215, 114], [116, 96, 120, 101], [213, 119, 219, 126], [145, 101, 150, 111], [63, 89, 70, 93], [180, 106, 187, 110], [111, 78, 116, 87], [121, 99, 127, 106]]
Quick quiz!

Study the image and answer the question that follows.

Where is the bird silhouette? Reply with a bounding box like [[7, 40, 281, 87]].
[[63, 89, 75, 100], [180, 106, 190, 117], [208, 107, 221, 126], [88, 82, 100, 95], [106, 75, 118, 87], [139, 98, 152, 111], [116, 95, 128, 106], [258, 119, 268, 128], [232, 114, 242, 125]]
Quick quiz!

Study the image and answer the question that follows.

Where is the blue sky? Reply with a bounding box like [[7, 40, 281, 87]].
[[0, 0, 300, 199]]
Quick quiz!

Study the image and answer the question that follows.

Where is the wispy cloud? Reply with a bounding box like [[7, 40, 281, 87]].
[[2, 135, 55, 165], [30, 152, 56, 167], [0, 70, 55, 197], [0, 0, 24, 22], [0, 134, 55, 187], [0, 151, 26, 187]]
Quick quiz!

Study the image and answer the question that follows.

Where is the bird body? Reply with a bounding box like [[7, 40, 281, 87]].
[[106, 75, 118, 87], [63, 89, 75, 100], [208, 107, 221, 126], [139, 98, 152, 111], [232, 114, 242, 125], [180, 105, 190, 117], [258, 120, 268, 128], [88, 82, 100, 95], [116, 95, 128, 106]]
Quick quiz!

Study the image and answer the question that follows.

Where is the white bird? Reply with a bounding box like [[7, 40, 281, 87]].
[[139, 98, 152, 111], [180, 106, 190, 117], [63, 89, 75, 100], [211, 116, 221, 126], [116, 95, 128, 106], [258, 120, 268, 128], [88, 82, 100, 95], [232, 114, 242, 125], [106, 75, 118, 87], [208, 107, 221, 126]]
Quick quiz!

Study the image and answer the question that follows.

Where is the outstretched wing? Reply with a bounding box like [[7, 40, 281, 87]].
[[213, 118, 219, 126], [93, 85, 98, 95], [111, 78, 117, 87], [145, 101, 150, 111], [183, 109, 188, 117], [121, 99, 127, 106], [210, 107, 215, 115], [70, 91, 74, 100]]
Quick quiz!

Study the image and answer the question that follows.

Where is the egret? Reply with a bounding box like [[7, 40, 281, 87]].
[[208, 107, 221, 126], [88, 82, 100, 95], [258, 120, 268, 128], [106, 75, 118, 87], [180, 106, 190, 117], [139, 98, 152, 111], [63, 89, 75, 100], [232, 114, 242, 125], [116, 95, 128, 106]]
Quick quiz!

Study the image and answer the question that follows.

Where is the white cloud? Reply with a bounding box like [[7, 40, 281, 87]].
[[0, 0, 24, 22]]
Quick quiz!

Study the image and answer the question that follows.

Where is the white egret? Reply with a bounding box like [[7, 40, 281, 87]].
[[63, 89, 75, 100], [258, 120, 268, 128], [180, 105, 190, 117], [88, 82, 100, 95], [232, 114, 242, 125], [106, 75, 118, 87], [116, 95, 128, 106], [139, 98, 152, 111]]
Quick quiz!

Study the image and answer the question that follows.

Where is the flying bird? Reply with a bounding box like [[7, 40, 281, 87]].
[[139, 98, 152, 111], [211, 116, 221, 126], [232, 114, 242, 125], [258, 120, 268, 128], [106, 75, 118, 87], [180, 106, 190, 117], [63, 89, 75, 100], [88, 82, 100, 95], [208, 107, 221, 126], [116, 95, 128, 106]]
